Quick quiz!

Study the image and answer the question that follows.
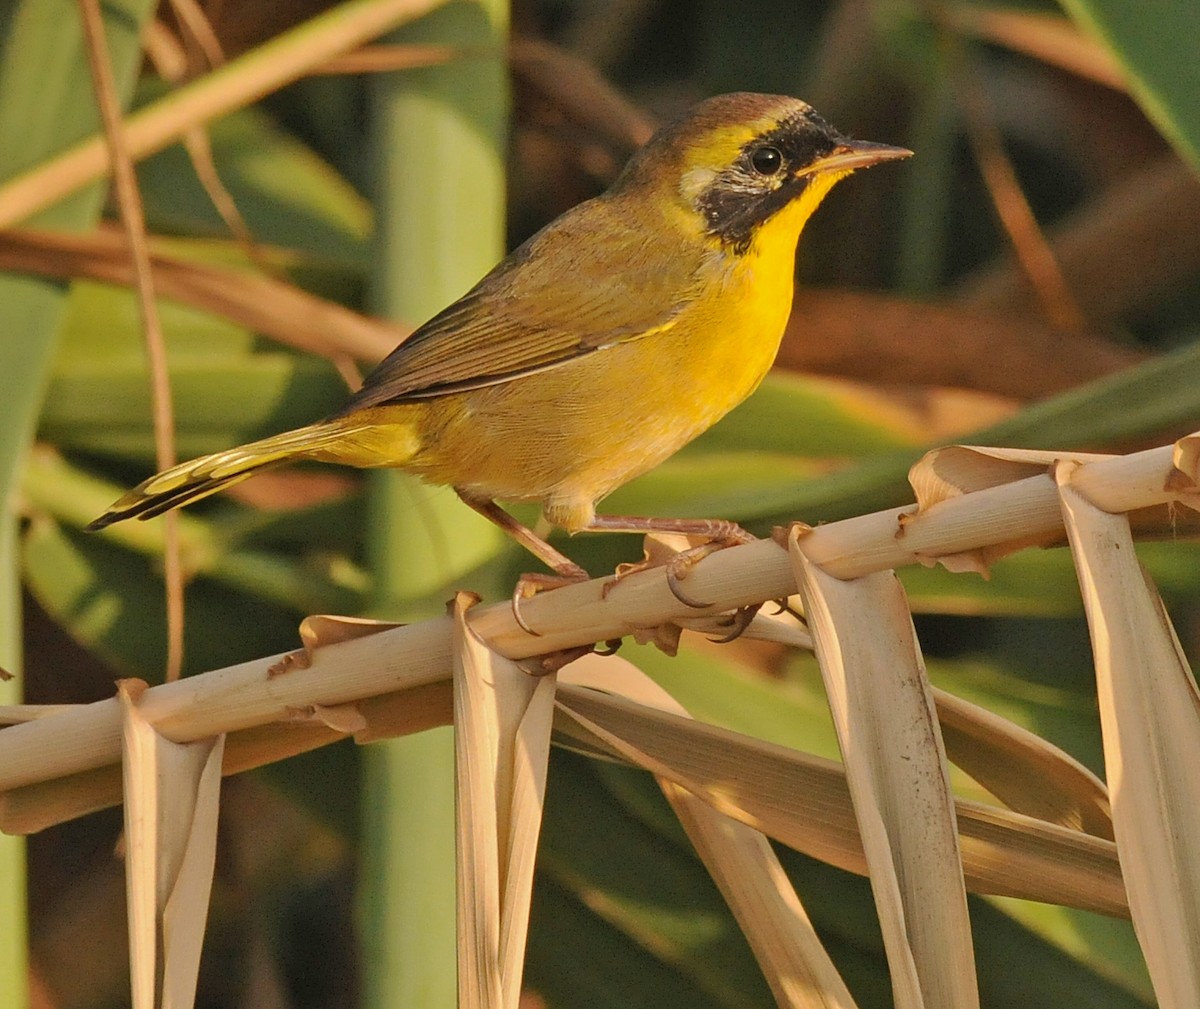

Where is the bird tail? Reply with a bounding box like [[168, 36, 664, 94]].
[[86, 421, 370, 531]]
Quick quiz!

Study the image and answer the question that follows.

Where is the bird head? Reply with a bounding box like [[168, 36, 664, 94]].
[[613, 93, 911, 255]]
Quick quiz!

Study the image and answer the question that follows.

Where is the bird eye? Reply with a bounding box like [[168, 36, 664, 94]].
[[749, 145, 783, 176]]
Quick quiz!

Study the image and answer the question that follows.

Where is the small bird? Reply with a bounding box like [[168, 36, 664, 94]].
[[89, 92, 909, 595]]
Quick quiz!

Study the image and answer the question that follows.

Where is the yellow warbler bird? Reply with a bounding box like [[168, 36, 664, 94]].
[[89, 92, 909, 587]]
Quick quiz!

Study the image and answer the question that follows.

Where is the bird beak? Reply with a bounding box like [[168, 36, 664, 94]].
[[797, 140, 913, 177]]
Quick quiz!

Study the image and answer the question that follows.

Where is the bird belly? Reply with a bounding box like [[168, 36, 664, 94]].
[[399, 253, 791, 530]]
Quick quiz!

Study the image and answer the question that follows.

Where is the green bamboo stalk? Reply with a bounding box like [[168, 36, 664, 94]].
[[360, 3, 509, 1007]]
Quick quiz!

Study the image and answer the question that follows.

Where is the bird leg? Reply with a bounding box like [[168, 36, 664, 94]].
[[457, 493, 588, 578], [455, 493, 590, 636], [587, 515, 757, 609]]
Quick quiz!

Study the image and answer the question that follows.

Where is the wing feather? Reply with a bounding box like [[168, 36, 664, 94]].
[[339, 194, 703, 412]]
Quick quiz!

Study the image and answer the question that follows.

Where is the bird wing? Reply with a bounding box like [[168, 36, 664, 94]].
[[340, 196, 702, 412]]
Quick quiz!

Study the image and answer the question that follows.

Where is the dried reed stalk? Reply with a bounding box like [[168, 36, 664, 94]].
[[0, 436, 1195, 794]]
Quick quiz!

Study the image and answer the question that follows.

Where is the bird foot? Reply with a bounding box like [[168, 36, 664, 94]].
[[511, 566, 590, 636], [518, 637, 622, 676], [601, 526, 762, 644], [663, 526, 758, 609], [603, 525, 757, 607], [703, 602, 764, 643]]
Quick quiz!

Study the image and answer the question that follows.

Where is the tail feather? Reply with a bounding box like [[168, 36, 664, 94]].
[[86, 422, 364, 531], [89, 469, 267, 529]]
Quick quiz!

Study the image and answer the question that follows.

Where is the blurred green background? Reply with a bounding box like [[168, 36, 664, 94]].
[[4, 0, 1200, 1005]]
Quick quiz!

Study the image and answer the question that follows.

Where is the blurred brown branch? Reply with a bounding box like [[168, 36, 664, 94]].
[[0, 228, 402, 364], [956, 155, 1200, 327], [781, 289, 1143, 400]]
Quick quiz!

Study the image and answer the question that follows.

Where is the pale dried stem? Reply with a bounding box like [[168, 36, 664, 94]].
[[0, 0, 448, 228], [143, 20, 189, 80], [945, 9, 1126, 90], [0, 436, 1194, 793], [79, 0, 185, 681], [956, 156, 1200, 325], [0, 229, 403, 363], [509, 38, 655, 151], [553, 682, 1125, 917], [315, 43, 482, 73], [792, 544, 979, 1007], [1057, 461, 1200, 1001], [952, 49, 1086, 333], [145, 11, 276, 276], [166, 0, 225, 71]]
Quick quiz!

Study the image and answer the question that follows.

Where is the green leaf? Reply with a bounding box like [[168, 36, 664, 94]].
[[628, 638, 844, 759], [0, 0, 155, 496], [970, 332, 1200, 449], [1059, 0, 1200, 172], [602, 452, 827, 520], [532, 753, 775, 1009], [21, 518, 303, 681], [22, 450, 366, 615], [730, 337, 1200, 526], [135, 87, 373, 269], [897, 541, 1200, 617], [38, 280, 348, 462], [688, 371, 940, 457], [899, 549, 1088, 617], [986, 897, 1152, 1004], [539, 751, 1150, 1009]]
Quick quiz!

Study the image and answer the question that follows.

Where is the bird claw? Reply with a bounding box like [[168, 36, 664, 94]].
[[518, 637, 623, 676], [705, 603, 762, 643], [518, 643, 591, 676], [600, 559, 645, 600], [664, 529, 757, 609], [604, 527, 758, 611], [595, 637, 623, 656], [602, 548, 714, 607], [511, 567, 589, 636], [665, 557, 713, 608]]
